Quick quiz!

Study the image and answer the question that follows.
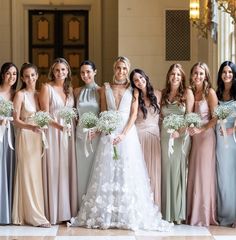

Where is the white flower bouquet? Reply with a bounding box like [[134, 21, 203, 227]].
[[32, 111, 52, 129], [0, 98, 14, 119], [57, 107, 77, 136], [0, 98, 14, 149], [185, 113, 202, 128], [79, 112, 99, 157], [214, 105, 234, 147], [96, 110, 122, 160], [163, 114, 186, 157], [214, 105, 233, 120]]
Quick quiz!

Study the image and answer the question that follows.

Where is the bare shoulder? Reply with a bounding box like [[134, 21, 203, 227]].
[[154, 89, 162, 101], [14, 90, 24, 101]]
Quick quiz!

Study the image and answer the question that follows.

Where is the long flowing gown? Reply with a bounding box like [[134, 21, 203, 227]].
[[135, 105, 161, 206], [216, 100, 236, 226], [187, 100, 218, 226], [69, 83, 172, 231], [0, 97, 15, 224], [161, 102, 190, 222], [76, 82, 100, 207], [42, 84, 78, 224], [12, 91, 49, 226]]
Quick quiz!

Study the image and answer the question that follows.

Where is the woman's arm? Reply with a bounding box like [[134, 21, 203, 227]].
[[186, 88, 194, 113], [113, 88, 139, 144], [13, 91, 39, 132]]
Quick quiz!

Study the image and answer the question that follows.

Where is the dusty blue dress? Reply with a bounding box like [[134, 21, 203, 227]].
[[0, 97, 15, 224], [76, 82, 100, 207], [216, 99, 236, 226]]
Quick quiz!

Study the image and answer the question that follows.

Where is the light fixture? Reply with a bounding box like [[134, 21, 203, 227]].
[[217, 0, 236, 24], [189, 0, 209, 38]]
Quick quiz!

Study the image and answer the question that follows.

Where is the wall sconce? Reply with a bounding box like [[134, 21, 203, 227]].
[[217, 0, 236, 24], [189, 0, 209, 38]]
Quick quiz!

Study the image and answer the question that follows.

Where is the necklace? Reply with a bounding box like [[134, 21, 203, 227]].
[[114, 78, 127, 85]]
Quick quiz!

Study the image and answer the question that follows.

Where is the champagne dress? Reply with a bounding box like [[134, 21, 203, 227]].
[[12, 91, 49, 226]]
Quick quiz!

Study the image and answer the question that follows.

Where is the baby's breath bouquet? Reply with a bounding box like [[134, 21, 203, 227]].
[[214, 105, 234, 147], [185, 113, 202, 128], [79, 112, 99, 157], [57, 107, 77, 136], [96, 110, 122, 160], [0, 98, 14, 119], [163, 114, 186, 157], [0, 98, 14, 149], [32, 111, 52, 151], [32, 111, 52, 129]]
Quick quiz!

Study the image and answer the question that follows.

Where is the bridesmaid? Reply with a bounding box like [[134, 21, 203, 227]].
[[12, 63, 50, 227], [130, 68, 162, 206], [187, 62, 218, 226], [74, 60, 101, 207], [39, 57, 78, 224], [0, 62, 18, 224], [160, 63, 194, 224], [215, 61, 236, 227]]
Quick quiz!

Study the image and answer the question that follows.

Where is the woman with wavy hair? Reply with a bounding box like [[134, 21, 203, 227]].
[[130, 68, 161, 206], [215, 61, 236, 227], [160, 63, 194, 224], [39, 58, 77, 224], [187, 62, 218, 226]]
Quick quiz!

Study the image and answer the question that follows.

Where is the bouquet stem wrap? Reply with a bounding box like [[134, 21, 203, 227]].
[[0, 117, 14, 150], [40, 128, 49, 156], [83, 127, 95, 157], [219, 119, 228, 148], [167, 129, 175, 158]]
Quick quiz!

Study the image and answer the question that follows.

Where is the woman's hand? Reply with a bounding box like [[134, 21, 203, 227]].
[[171, 131, 180, 139], [188, 126, 204, 136], [220, 127, 234, 136], [30, 125, 41, 133], [88, 129, 100, 141], [113, 133, 125, 145]]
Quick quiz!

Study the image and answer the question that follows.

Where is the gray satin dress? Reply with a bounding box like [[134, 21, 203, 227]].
[[0, 96, 15, 224], [76, 82, 100, 207]]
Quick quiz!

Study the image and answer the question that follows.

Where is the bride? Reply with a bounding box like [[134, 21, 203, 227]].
[[69, 56, 172, 231]]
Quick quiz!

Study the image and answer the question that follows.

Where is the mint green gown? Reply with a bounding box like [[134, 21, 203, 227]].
[[76, 82, 100, 207]]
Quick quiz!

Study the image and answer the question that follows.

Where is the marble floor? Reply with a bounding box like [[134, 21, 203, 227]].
[[0, 224, 236, 240]]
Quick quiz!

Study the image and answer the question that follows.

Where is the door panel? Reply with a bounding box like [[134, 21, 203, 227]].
[[29, 10, 88, 88]]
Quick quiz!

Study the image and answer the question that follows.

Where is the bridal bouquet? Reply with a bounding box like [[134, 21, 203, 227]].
[[185, 113, 202, 128], [57, 107, 77, 136], [96, 110, 122, 160], [79, 112, 99, 157], [163, 114, 185, 157], [32, 111, 52, 129], [0, 98, 14, 119], [214, 105, 234, 147], [0, 98, 14, 149], [32, 111, 52, 151]]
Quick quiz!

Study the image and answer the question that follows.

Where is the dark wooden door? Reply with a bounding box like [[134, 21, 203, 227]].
[[29, 10, 88, 88]]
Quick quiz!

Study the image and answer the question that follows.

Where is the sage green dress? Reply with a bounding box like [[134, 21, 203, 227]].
[[161, 101, 190, 222], [76, 82, 100, 207]]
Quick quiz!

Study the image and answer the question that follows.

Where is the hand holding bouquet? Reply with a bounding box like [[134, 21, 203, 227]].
[[79, 112, 98, 157], [163, 114, 185, 157], [185, 113, 202, 128], [214, 105, 234, 147], [57, 107, 77, 136], [96, 110, 122, 160]]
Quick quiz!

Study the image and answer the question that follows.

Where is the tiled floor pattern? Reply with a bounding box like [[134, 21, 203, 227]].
[[0, 224, 236, 240]]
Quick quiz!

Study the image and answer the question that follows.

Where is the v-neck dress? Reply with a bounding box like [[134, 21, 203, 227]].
[[69, 83, 172, 231], [42, 84, 78, 224]]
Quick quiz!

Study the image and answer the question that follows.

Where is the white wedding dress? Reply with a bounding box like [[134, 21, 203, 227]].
[[69, 83, 172, 231]]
